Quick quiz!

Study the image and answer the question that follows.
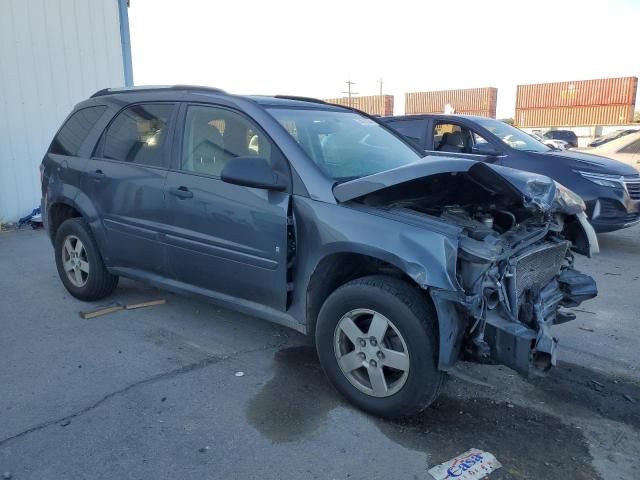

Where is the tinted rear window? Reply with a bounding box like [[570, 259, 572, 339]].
[[49, 106, 107, 156]]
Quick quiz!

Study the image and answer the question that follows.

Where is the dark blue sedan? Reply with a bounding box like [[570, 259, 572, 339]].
[[383, 114, 640, 232]]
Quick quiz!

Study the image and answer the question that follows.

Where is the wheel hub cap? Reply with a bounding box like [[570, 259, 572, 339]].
[[62, 235, 89, 287], [333, 308, 410, 398]]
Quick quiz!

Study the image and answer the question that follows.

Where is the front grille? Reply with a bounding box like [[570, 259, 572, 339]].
[[625, 179, 640, 200], [510, 242, 569, 313]]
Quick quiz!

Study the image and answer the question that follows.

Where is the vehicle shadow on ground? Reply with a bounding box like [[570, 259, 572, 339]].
[[247, 345, 601, 480]]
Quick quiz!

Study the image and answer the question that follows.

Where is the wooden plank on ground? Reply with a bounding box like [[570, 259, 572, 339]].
[[79, 304, 124, 319], [125, 299, 167, 310]]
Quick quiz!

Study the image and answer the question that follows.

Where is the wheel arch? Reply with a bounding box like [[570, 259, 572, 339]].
[[46, 189, 110, 261], [305, 248, 432, 340], [47, 200, 84, 242]]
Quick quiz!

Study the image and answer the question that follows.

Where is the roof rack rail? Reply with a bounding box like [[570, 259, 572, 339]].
[[273, 95, 327, 105], [90, 85, 226, 98]]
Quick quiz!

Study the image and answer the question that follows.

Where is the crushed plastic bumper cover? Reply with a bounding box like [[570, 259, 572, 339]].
[[467, 269, 597, 376]]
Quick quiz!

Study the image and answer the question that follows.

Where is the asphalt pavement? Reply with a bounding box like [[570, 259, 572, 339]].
[[1, 226, 639, 479]]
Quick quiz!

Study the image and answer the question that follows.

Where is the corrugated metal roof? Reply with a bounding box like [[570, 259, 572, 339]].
[[0, 0, 127, 222]]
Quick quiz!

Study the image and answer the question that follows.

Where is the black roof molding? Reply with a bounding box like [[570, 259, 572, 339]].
[[273, 95, 327, 105], [90, 85, 226, 98]]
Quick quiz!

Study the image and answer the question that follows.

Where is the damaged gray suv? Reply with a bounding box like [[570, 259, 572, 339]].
[[41, 86, 598, 417]]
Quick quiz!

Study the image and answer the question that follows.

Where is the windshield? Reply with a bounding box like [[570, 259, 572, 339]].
[[530, 132, 544, 142], [267, 108, 422, 181], [475, 118, 551, 152]]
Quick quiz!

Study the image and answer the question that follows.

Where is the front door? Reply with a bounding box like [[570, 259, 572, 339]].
[[85, 102, 177, 273], [162, 104, 290, 311], [431, 120, 504, 163]]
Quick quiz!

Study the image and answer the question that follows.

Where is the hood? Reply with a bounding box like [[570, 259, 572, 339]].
[[535, 150, 638, 175], [332, 158, 473, 202], [333, 157, 570, 213]]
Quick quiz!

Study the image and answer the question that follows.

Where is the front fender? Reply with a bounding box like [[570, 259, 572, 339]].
[[293, 198, 462, 292]]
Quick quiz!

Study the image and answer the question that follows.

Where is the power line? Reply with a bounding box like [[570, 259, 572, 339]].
[[342, 80, 359, 108]]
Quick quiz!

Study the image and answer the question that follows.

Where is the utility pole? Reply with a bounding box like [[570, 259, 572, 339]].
[[342, 80, 359, 108], [378, 77, 383, 96]]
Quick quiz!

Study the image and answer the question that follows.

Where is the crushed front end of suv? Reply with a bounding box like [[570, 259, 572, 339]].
[[41, 87, 598, 417], [334, 159, 598, 377]]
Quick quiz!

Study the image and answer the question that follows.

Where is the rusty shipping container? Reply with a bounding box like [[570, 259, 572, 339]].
[[516, 77, 637, 109], [323, 95, 394, 116], [405, 87, 497, 117], [515, 104, 635, 128]]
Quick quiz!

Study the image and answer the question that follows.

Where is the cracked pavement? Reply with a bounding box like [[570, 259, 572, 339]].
[[1, 226, 639, 479]]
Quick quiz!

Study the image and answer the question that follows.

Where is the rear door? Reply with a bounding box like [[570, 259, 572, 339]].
[[162, 103, 290, 311], [85, 102, 177, 273]]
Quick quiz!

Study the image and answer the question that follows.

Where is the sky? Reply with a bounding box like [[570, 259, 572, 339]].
[[128, 0, 640, 118]]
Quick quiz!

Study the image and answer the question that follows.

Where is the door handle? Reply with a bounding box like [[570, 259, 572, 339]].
[[169, 186, 194, 199], [88, 169, 105, 180]]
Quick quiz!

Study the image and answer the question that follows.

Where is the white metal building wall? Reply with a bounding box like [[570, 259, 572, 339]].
[[0, 0, 127, 223]]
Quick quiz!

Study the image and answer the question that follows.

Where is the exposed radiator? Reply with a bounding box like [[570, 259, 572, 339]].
[[509, 242, 569, 315]]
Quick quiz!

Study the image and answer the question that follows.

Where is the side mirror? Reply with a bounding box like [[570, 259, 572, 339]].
[[472, 142, 502, 157], [221, 156, 288, 191]]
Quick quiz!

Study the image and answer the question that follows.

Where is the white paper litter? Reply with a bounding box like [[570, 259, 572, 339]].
[[234, 371, 245, 377], [428, 448, 501, 480]]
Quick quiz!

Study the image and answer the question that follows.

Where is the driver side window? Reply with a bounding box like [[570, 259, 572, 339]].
[[181, 105, 274, 177]]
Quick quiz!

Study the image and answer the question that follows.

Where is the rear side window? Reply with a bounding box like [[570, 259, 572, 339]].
[[49, 106, 107, 156], [387, 119, 425, 146], [100, 103, 174, 167]]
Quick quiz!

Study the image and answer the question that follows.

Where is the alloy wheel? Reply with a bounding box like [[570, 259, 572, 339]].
[[61, 235, 90, 287], [333, 308, 410, 397]]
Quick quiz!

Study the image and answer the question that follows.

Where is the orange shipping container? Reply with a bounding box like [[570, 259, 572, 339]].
[[405, 88, 497, 117], [515, 104, 635, 127], [516, 77, 637, 109], [323, 95, 394, 116]]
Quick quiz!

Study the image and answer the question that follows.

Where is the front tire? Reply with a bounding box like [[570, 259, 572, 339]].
[[54, 218, 118, 301], [315, 275, 443, 418]]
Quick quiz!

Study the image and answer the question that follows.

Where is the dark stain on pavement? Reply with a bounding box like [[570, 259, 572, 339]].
[[528, 361, 640, 429], [246, 345, 342, 442], [376, 396, 600, 480], [249, 346, 603, 479]]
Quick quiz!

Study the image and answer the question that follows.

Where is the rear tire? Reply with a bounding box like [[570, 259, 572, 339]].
[[315, 275, 443, 418], [54, 218, 118, 301]]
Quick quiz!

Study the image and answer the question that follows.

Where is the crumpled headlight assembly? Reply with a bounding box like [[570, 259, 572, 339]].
[[554, 181, 586, 213], [575, 170, 624, 189]]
